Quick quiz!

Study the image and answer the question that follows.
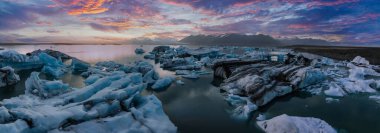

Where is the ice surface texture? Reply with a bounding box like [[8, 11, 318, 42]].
[[257, 114, 336, 133], [0, 60, 177, 133]]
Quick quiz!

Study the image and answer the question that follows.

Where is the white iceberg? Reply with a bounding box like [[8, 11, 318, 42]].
[[324, 83, 346, 97], [351, 56, 370, 65], [257, 114, 336, 133]]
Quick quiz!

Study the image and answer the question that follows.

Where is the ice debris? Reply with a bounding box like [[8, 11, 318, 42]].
[[0, 66, 20, 87], [0, 59, 177, 133]]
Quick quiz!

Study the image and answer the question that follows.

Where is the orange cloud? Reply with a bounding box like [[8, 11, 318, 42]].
[[53, 0, 111, 15]]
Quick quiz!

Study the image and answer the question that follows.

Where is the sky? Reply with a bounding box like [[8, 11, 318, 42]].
[[0, 0, 379, 44]]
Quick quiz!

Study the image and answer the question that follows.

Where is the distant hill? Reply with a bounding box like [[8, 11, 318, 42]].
[[179, 34, 335, 46], [279, 37, 334, 46], [179, 34, 281, 46]]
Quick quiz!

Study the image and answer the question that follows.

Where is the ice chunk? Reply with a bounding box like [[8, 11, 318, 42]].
[[325, 97, 340, 103], [0, 50, 43, 70], [135, 48, 145, 54], [338, 78, 377, 93], [84, 74, 102, 85], [39, 53, 66, 78], [175, 70, 191, 75], [50, 95, 177, 133], [143, 70, 159, 85], [181, 73, 200, 79], [369, 95, 380, 104], [351, 56, 369, 65], [0, 107, 12, 123], [0, 66, 20, 87], [151, 77, 174, 90], [71, 58, 90, 73], [324, 83, 346, 97], [143, 54, 155, 59], [176, 80, 185, 85], [0, 119, 29, 132], [256, 114, 266, 121], [297, 69, 326, 89], [225, 94, 257, 120], [257, 114, 336, 133], [25, 72, 70, 98], [152, 46, 171, 54]]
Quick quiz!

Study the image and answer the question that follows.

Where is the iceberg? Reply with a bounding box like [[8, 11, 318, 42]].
[[225, 94, 257, 120], [181, 73, 200, 79], [151, 77, 174, 91], [143, 69, 159, 85], [25, 72, 70, 98], [369, 95, 380, 104], [39, 53, 66, 78], [0, 59, 177, 132], [176, 80, 185, 85], [0, 50, 43, 70], [257, 114, 336, 133], [28, 49, 72, 60], [0, 66, 20, 87], [135, 48, 145, 54], [324, 83, 346, 97], [351, 56, 370, 65], [175, 70, 191, 75], [71, 58, 90, 73], [325, 97, 340, 103]]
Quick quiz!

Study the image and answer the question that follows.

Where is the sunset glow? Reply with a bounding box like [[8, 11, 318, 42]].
[[0, 0, 379, 44]]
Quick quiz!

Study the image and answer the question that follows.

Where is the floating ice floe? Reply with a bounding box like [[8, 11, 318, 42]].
[[325, 97, 340, 103], [257, 114, 336, 133], [181, 72, 200, 79], [39, 53, 67, 78], [151, 77, 174, 91], [217, 53, 380, 119], [256, 114, 266, 121], [324, 83, 346, 97], [225, 94, 257, 120], [0, 50, 43, 70], [369, 95, 380, 104], [0, 66, 20, 87], [71, 58, 90, 73], [135, 48, 145, 54], [176, 80, 185, 85], [25, 72, 70, 99]]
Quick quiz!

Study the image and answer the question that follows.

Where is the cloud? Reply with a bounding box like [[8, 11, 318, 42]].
[[0, 1, 63, 31], [52, 0, 110, 15], [167, 19, 192, 25], [46, 29, 60, 33]]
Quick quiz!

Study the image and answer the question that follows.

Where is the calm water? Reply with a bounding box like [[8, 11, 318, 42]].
[[1, 44, 379, 133]]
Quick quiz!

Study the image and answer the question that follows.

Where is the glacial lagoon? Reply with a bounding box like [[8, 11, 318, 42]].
[[1, 44, 380, 133]]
